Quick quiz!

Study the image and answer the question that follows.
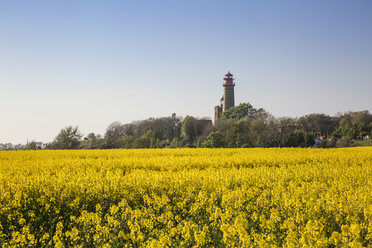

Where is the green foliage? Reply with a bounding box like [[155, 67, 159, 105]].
[[121, 135, 135, 149], [349, 138, 372, 147], [80, 133, 104, 149], [333, 123, 368, 140], [25, 141, 42, 150], [220, 103, 266, 120], [282, 130, 314, 147], [181, 116, 199, 145], [51, 126, 82, 149], [169, 138, 179, 148], [133, 130, 155, 148], [282, 130, 306, 147], [299, 114, 338, 133], [203, 131, 226, 148], [104, 122, 126, 148], [102, 114, 183, 149], [42, 107, 372, 150], [335, 136, 353, 148], [304, 132, 316, 147]]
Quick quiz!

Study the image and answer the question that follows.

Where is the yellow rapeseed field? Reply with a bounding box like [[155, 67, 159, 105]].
[[0, 148, 371, 247]]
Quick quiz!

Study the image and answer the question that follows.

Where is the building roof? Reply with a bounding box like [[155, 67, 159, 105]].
[[225, 71, 233, 77]]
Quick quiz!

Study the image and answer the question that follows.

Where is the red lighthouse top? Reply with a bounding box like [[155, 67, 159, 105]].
[[223, 71, 235, 86]]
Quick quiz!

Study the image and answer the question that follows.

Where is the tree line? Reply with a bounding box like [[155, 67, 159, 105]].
[[31, 103, 371, 150]]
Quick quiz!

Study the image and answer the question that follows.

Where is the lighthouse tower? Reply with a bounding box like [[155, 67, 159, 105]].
[[214, 71, 236, 123], [223, 71, 235, 111]]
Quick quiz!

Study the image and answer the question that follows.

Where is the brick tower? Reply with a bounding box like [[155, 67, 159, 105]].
[[214, 71, 236, 123], [223, 71, 235, 111]]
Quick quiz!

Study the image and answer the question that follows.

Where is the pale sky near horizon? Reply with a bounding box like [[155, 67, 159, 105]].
[[1, 0, 371, 144]]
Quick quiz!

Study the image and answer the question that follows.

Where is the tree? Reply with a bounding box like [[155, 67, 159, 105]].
[[304, 132, 315, 147], [220, 103, 266, 120], [336, 136, 352, 147], [132, 130, 155, 148], [282, 130, 306, 147], [169, 137, 180, 148], [181, 116, 199, 145], [299, 114, 338, 133], [104, 122, 126, 148], [25, 141, 42, 150], [51, 126, 82, 149], [249, 116, 270, 147], [80, 133, 104, 149], [352, 110, 372, 125], [203, 131, 226, 148], [121, 135, 135, 149]]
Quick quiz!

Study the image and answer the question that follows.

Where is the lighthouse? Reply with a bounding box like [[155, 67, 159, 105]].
[[214, 71, 236, 123], [222, 71, 235, 111]]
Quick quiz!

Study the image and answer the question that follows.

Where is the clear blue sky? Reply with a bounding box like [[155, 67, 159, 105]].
[[1, 0, 371, 143]]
